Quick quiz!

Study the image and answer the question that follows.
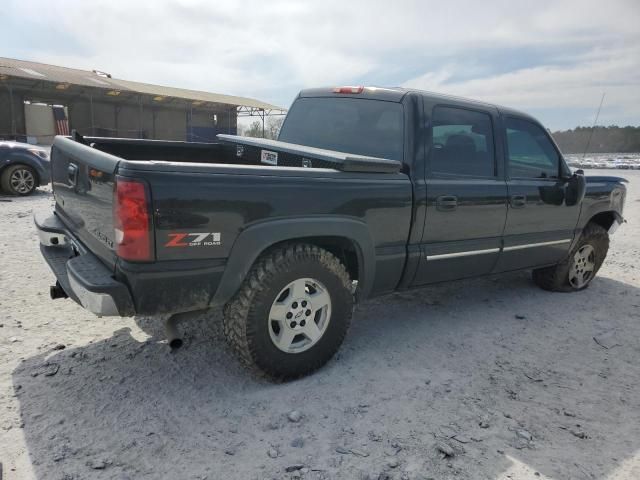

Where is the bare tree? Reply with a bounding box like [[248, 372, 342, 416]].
[[241, 117, 285, 139], [266, 117, 284, 140], [243, 120, 263, 138]]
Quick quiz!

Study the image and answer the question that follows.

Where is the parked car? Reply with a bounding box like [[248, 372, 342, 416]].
[[0, 141, 50, 195], [35, 86, 627, 378]]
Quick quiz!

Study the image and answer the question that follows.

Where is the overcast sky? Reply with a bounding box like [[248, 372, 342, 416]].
[[3, 0, 639, 130]]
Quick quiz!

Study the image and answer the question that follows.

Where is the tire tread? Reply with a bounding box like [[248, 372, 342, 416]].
[[532, 222, 609, 292], [223, 243, 352, 378]]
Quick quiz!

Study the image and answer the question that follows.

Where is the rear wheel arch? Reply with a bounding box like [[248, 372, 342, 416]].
[[212, 217, 375, 307], [265, 236, 361, 283]]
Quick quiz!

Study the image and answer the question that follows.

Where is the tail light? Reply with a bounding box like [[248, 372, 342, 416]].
[[333, 86, 364, 94], [113, 177, 153, 261]]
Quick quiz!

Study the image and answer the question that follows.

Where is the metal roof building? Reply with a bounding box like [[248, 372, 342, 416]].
[[0, 57, 285, 144]]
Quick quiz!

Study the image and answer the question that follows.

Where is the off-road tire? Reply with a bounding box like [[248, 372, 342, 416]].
[[1, 164, 38, 195], [223, 244, 353, 379], [532, 223, 609, 292]]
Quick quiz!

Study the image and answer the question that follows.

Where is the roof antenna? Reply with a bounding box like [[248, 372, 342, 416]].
[[582, 92, 605, 160]]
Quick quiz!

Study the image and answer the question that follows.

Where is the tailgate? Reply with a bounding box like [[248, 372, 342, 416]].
[[50, 136, 121, 269]]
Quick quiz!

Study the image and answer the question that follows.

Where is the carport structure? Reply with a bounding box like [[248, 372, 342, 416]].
[[0, 57, 286, 144]]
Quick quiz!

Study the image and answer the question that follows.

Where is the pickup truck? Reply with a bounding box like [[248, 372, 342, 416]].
[[35, 86, 627, 379]]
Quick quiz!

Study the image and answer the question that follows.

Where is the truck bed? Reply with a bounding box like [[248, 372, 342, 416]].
[[47, 134, 413, 315], [85, 135, 402, 173]]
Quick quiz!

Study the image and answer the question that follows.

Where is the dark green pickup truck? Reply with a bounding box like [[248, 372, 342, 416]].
[[36, 86, 627, 378]]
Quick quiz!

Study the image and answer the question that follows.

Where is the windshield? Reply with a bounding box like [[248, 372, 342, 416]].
[[278, 97, 404, 161]]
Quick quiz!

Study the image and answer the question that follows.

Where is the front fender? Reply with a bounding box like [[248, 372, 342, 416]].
[[577, 181, 626, 231], [211, 216, 376, 306]]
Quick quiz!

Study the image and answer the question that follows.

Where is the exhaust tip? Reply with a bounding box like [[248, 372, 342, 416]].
[[50, 283, 68, 300], [165, 315, 184, 350]]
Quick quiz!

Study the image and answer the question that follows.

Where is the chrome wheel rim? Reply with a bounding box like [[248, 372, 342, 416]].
[[268, 277, 332, 353], [10, 168, 35, 194], [569, 244, 595, 288]]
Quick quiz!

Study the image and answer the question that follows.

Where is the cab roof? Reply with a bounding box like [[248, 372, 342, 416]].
[[298, 86, 538, 123]]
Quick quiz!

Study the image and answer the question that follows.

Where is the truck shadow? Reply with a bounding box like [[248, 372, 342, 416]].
[[12, 272, 640, 479]]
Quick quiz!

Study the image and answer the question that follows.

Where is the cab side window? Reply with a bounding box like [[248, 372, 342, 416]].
[[430, 106, 495, 177], [506, 117, 560, 179]]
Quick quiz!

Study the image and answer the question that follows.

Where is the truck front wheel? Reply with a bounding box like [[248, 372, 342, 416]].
[[223, 244, 353, 379], [532, 223, 609, 292]]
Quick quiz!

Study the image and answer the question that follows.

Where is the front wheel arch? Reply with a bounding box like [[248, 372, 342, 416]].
[[532, 222, 609, 292], [587, 211, 621, 232]]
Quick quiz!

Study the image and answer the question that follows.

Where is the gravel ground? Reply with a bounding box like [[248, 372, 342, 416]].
[[1, 171, 639, 480]]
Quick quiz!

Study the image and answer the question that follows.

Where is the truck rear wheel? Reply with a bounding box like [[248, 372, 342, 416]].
[[223, 244, 353, 379], [532, 223, 609, 292]]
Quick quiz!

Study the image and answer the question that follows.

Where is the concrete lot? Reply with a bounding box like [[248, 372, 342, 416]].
[[1, 171, 639, 480]]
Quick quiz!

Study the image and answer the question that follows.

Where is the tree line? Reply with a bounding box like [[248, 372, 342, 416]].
[[551, 126, 640, 154]]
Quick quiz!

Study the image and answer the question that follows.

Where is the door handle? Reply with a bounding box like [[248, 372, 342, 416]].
[[510, 194, 526, 208], [436, 195, 458, 211], [67, 163, 78, 186]]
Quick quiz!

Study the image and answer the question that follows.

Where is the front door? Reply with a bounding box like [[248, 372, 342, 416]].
[[412, 104, 508, 285], [493, 115, 580, 272]]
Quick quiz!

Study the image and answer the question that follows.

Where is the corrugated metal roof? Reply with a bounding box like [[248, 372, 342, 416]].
[[0, 57, 284, 111]]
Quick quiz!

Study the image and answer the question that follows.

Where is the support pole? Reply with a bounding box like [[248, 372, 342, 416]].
[[138, 95, 143, 139], [261, 109, 265, 138], [8, 85, 15, 137], [114, 106, 119, 137], [90, 94, 95, 136]]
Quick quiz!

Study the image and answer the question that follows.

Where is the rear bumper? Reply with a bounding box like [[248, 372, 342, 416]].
[[35, 213, 135, 317], [35, 212, 227, 316]]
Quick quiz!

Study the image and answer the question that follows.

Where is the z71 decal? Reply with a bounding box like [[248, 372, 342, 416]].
[[165, 232, 222, 247]]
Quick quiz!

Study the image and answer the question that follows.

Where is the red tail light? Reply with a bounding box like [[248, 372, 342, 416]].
[[113, 177, 153, 262], [333, 86, 364, 94]]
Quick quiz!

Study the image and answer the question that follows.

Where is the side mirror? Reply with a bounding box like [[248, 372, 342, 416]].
[[565, 170, 586, 206]]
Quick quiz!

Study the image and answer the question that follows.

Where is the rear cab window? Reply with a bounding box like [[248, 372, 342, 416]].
[[430, 106, 496, 177], [278, 97, 404, 162]]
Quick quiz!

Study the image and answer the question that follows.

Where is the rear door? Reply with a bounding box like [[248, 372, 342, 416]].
[[51, 136, 120, 268], [412, 102, 508, 285], [493, 116, 579, 272]]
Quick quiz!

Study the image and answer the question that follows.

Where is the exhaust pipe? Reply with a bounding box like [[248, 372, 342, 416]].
[[165, 315, 183, 350], [50, 282, 68, 300], [164, 309, 207, 350]]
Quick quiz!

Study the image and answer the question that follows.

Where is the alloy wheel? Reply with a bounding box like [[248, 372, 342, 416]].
[[10, 168, 35, 194], [268, 277, 332, 353], [569, 244, 595, 288]]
